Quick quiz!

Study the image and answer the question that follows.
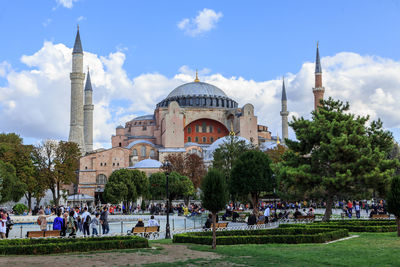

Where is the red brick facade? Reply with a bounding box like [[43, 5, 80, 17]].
[[184, 119, 229, 144]]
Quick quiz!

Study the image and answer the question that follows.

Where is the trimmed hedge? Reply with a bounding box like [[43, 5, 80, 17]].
[[173, 227, 348, 245], [0, 236, 148, 255], [279, 222, 397, 232]]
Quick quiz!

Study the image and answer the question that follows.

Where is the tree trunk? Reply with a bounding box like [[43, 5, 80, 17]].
[[251, 193, 258, 214], [25, 192, 32, 211], [50, 187, 57, 207], [212, 212, 217, 249], [397, 217, 400, 237], [56, 181, 60, 207], [322, 196, 333, 222]]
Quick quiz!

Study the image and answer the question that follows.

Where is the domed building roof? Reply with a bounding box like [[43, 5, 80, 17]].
[[157, 80, 238, 109], [203, 136, 251, 161], [167, 82, 228, 98], [132, 159, 162, 169]]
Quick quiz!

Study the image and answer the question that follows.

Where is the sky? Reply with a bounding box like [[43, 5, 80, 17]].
[[1, 0, 400, 148]]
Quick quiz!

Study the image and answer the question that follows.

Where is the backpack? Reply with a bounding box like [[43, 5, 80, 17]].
[[85, 215, 92, 224], [37, 218, 41, 225]]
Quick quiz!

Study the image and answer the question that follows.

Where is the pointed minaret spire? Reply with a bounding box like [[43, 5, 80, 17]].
[[84, 67, 93, 91], [280, 77, 289, 142], [69, 26, 86, 154], [313, 41, 325, 110], [73, 25, 83, 54], [83, 67, 94, 152]]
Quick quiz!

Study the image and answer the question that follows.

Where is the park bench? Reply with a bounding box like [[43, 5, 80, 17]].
[[26, 231, 45, 238], [238, 214, 247, 222], [371, 214, 390, 219], [295, 215, 315, 222], [256, 220, 265, 225], [44, 230, 61, 237], [214, 222, 228, 229], [127, 226, 160, 238]]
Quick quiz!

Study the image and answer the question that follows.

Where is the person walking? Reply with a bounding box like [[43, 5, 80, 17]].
[[100, 206, 109, 234], [37, 209, 52, 231], [355, 202, 361, 219], [81, 207, 91, 236], [60, 212, 68, 236]]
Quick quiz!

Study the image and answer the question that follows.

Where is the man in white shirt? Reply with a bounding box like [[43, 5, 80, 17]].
[[148, 215, 159, 227], [81, 207, 91, 236], [264, 205, 270, 223]]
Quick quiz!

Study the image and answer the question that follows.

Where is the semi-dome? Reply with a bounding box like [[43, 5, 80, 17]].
[[157, 81, 238, 109], [132, 159, 162, 169]]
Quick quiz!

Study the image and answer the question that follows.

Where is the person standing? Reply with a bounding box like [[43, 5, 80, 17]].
[[264, 204, 270, 223], [53, 211, 63, 231], [38, 209, 52, 231], [0, 211, 7, 239], [60, 212, 68, 236], [91, 213, 100, 236], [81, 207, 91, 236], [355, 202, 361, 219], [66, 210, 76, 237], [100, 206, 109, 234]]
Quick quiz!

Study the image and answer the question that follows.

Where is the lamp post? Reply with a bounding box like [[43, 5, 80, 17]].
[[162, 161, 172, 239]]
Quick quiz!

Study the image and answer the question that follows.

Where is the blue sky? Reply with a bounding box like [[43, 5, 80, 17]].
[[1, 0, 400, 146]]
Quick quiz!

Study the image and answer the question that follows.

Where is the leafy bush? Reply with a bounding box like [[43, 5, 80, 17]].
[[12, 203, 28, 215], [0, 236, 148, 255], [173, 228, 348, 245]]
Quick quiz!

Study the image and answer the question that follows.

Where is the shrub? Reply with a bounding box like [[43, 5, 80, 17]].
[[279, 222, 397, 232], [12, 203, 28, 215], [173, 228, 348, 245], [0, 236, 148, 255]]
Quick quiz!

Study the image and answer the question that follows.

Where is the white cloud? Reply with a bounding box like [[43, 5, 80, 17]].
[[178, 8, 223, 37], [77, 16, 86, 22], [55, 0, 80, 9], [2, 43, 400, 149]]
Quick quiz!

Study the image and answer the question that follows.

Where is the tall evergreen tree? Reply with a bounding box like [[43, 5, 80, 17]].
[[276, 98, 398, 221], [387, 176, 400, 237], [201, 169, 228, 249]]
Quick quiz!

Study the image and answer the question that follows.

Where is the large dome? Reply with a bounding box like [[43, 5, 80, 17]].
[[157, 81, 238, 109]]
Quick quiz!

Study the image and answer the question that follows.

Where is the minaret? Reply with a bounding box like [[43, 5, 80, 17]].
[[313, 42, 325, 110], [68, 26, 86, 154], [280, 77, 289, 142], [83, 68, 94, 152]]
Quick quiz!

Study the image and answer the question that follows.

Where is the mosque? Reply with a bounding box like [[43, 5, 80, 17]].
[[68, 28, 324, 200]]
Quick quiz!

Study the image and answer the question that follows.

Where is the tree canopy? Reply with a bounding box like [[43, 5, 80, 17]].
[[231, 150, 275, 212], [104, 169, 149, 205], [275, 98, 398, 221], [164, 153, 206, 188], [148, 171, 195, 202]]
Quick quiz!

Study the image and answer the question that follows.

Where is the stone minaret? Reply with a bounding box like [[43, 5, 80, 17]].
[[84, 68, 94, 152], [280, 77, 289, 142], [68, 26, 86, 154], [313, 42, 325, 110]]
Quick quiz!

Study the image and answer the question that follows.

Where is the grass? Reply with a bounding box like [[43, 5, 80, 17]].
[[145, 232, 400, 266]]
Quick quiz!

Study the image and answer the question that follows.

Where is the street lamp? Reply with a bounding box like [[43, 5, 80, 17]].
[[162, 160, 172, 239]]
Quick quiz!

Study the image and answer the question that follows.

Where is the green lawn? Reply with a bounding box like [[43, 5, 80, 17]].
[[148, 232, 400, 266]]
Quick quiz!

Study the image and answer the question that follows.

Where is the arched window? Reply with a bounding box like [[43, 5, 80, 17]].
[[149, 149, 155, 158], [97, 174, 107, 184], [119, 142, 122, 147], [202, 137, 207, 143], [141, 145, 146, 157], [188, 137, 192, 142], [132, 149, 138, 156]]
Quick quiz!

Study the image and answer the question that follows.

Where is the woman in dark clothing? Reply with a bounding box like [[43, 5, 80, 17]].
[[247, 212, 257, 226], [204, 214, 212, 229], [135, 218, 144, 227]]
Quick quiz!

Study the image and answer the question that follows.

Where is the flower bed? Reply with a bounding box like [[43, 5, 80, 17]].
[[173, 227, 348, 245], [0, 235, 148, 255]]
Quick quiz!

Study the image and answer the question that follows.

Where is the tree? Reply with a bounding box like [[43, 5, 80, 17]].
[[265, 144, 288, 163], [212, 135, 254, 195], [148, 171, 195, 208], [387, 176, 400, 237], [33, 140, 80, 207], [231, 150, 275, 213], [165, 153, 206, 188], [0, 133, 33, 205], [104, 169, 149, 208], [275, 98, 398, 221], [184, 153, 206, 188], [201, 169, 228, 249]]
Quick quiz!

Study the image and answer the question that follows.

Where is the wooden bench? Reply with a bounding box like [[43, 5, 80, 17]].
[[27, 231, 44, 238], [44, 230, 61, 237], [127, 226, 160, 238], [371, 214, 390, 219], [214, 222, 228, 229], [295, 215, 315, 221], [256, 220, 265, 225]]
